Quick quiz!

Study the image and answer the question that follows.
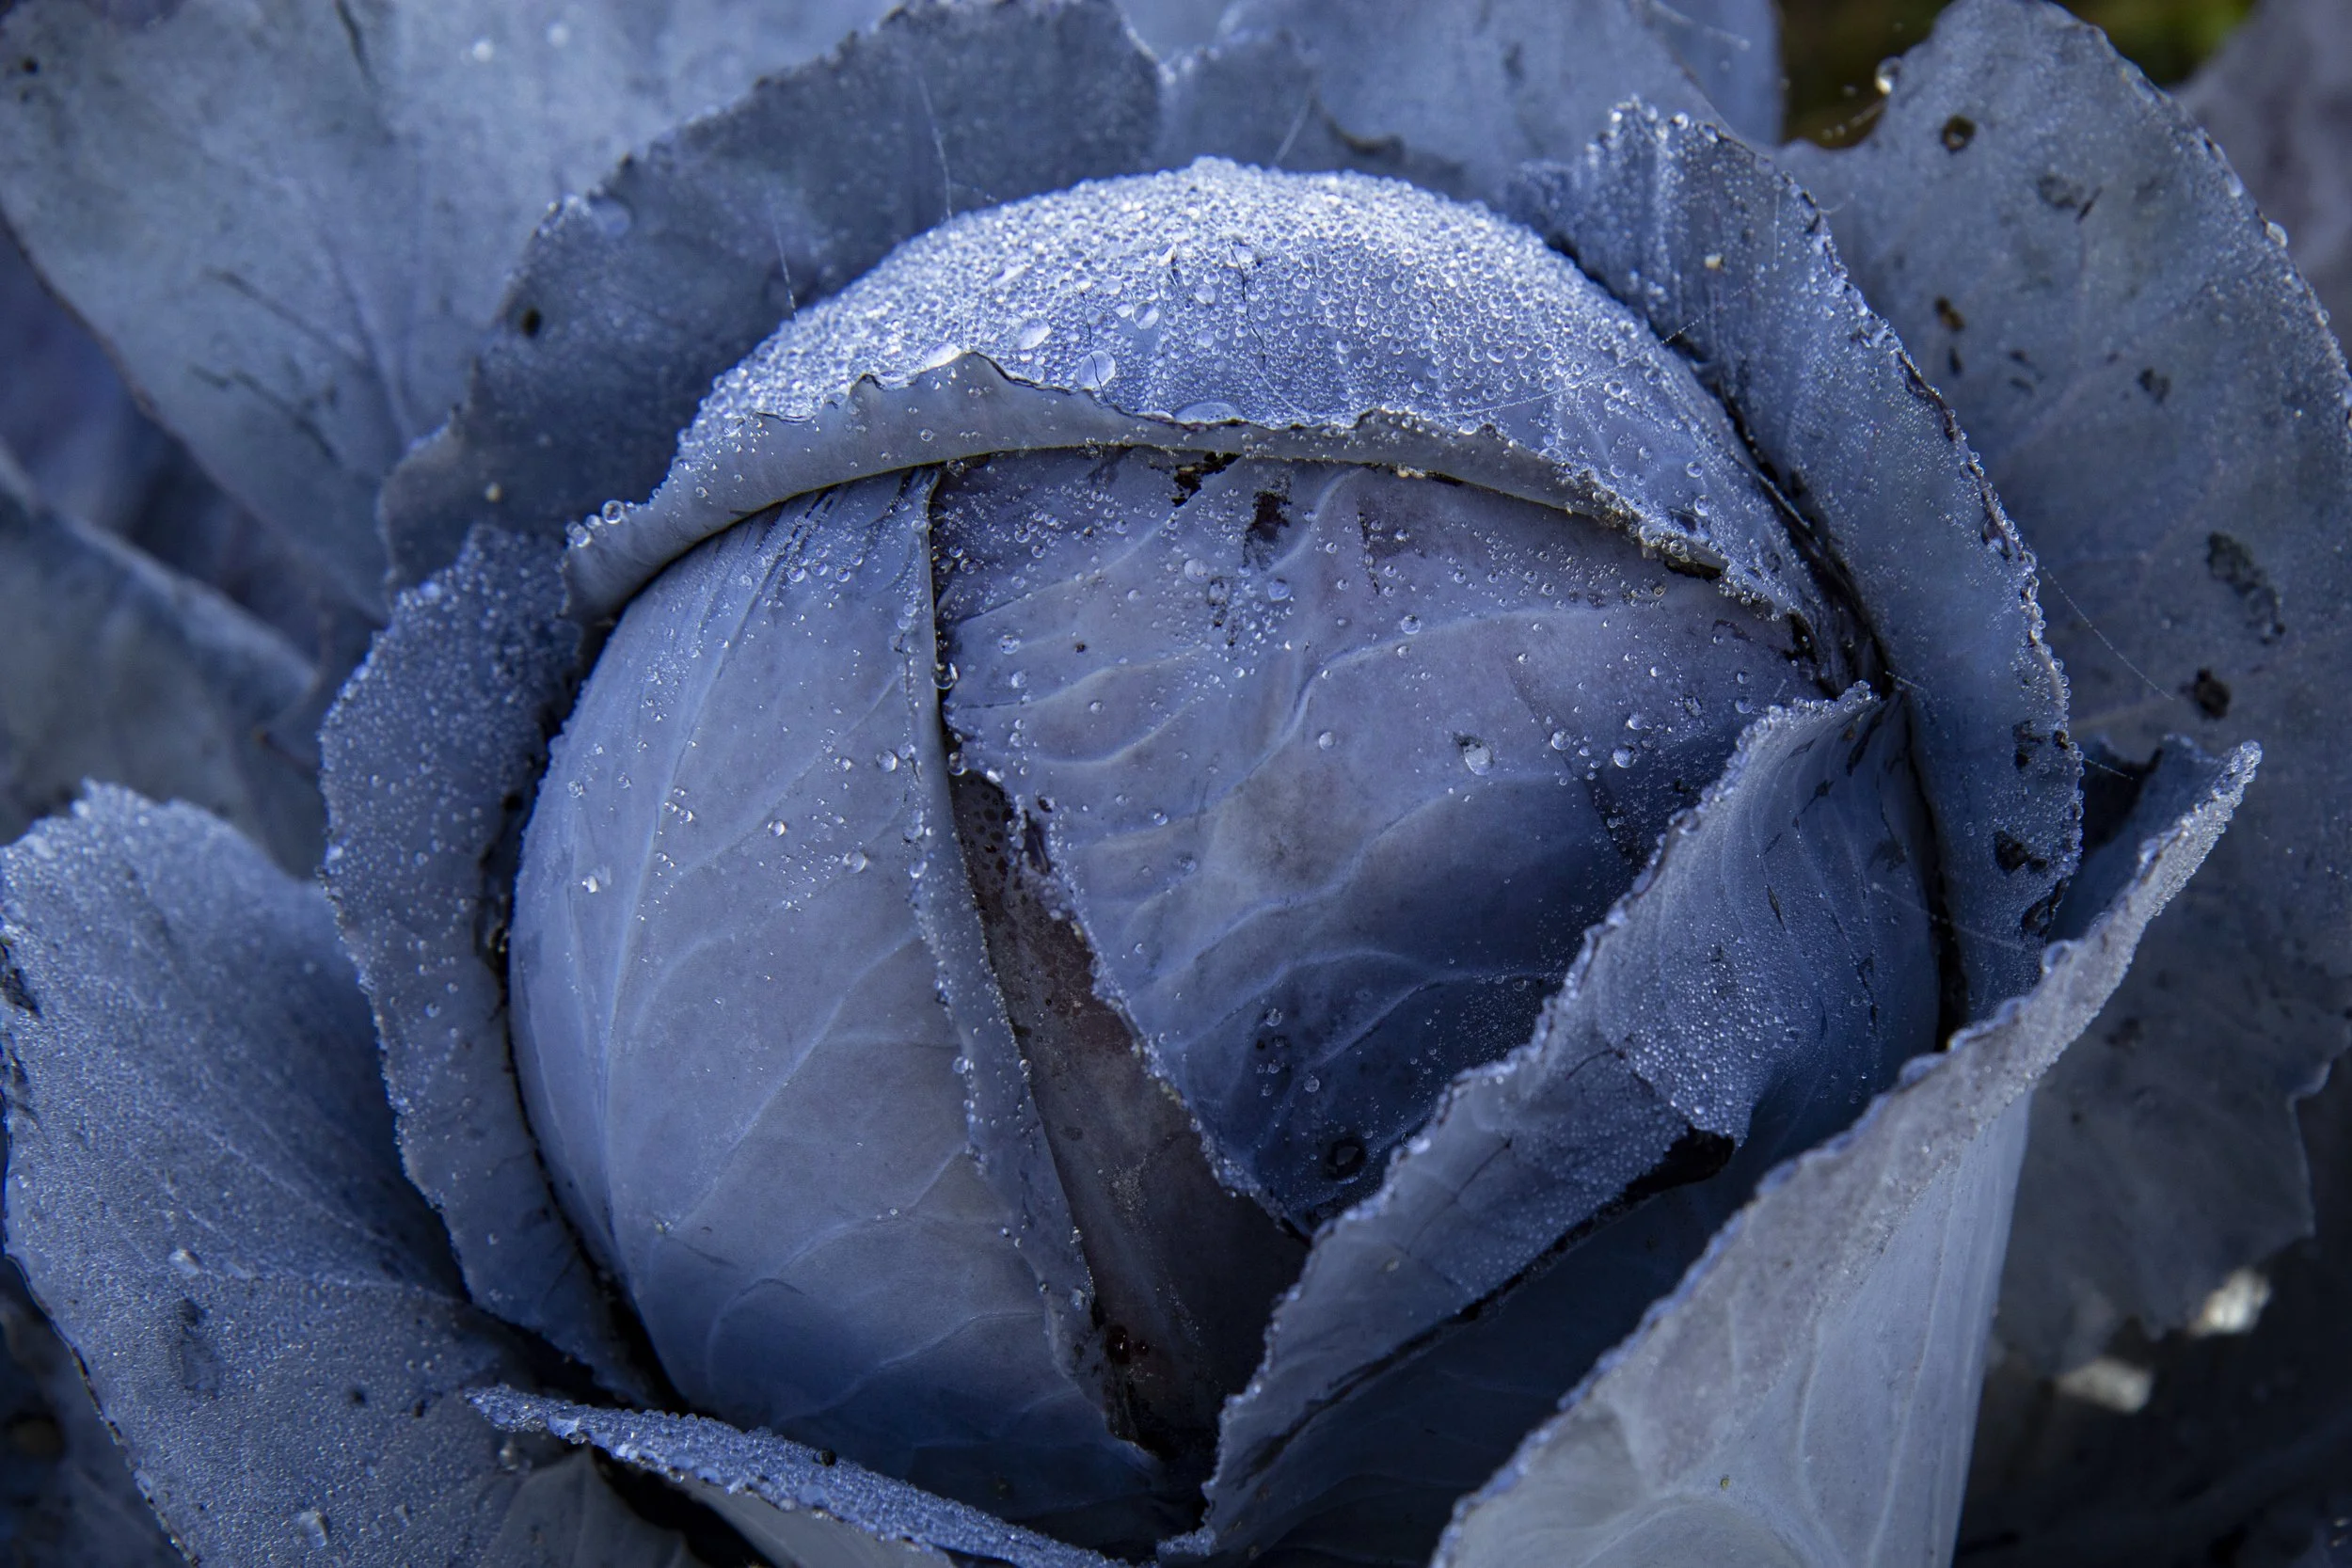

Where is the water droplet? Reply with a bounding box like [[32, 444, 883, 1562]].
[[1074, 348, 1118, 389], [768, 820, 789, 837], [1317, 730, 1337, 750], [1009, 671, 1028, 690], [877, 752, 899, 772], [1460, 739, 1495, 775], [1549, 730, 1571, 751], [1625, 712, 1649, 731], [295, 1509, 330, 1549], [1612, 746, 1636, 768], [1014, 319, 1053, 351], [919, 341, 964, 372], [846, 849, 870, 873], [998, 632, 1023, 654], [1184, 558, 1210, 581], [1266, 578, 1292, 601], [1399, 613, 1422, 635]]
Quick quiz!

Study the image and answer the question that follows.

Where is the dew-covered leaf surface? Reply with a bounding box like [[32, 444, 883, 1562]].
[[1196, 689, 1941, 1562], [0, 786, 656, 1565], [0, 460, 321, 875], [382, 0, 1160, 587], [1153, 0, 1714, 205], [1518, 102, 2079, 1016], [937, 451, 1821, 1229], [0, 0, 891, 613], [477, 1389, 1121, 1568], [1783, 0, 2352, 1369], [0, 1261, 183, 1567], [512, 477, 1166, 1551], [569, 161, 1833, 643], [2182, 0, 2352, 332], [319, 528, 650, 1398], [1434, 738, 2256, 1568]]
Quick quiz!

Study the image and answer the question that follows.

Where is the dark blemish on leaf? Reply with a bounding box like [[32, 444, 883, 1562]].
[[15, 57, 37, 76], [2020, 886, 2063, 937], [816, 1449, 837, 1466], [2206, 532, 2285, 642], [1169, 451, 1236, 508], [173, 1299, 223, 1398], [2137, 367, 2169, 404], [0, 940, 39, 1017], [2036, 173, 2088, 212], [1993, 830, 2049, 875], [346, 1387, 368, 1406], [1502, 41, 1524, 84], [1767, 886, 1786, 927], [2012, 721, 2045, 771], [1104, 1325, 1134, 1364], [1941, 115, 1976, 151], [1244, 489, 1293, 568], [2191, 668, 2233, 719], [1934, 297, 1966, 332], [516, 306, 544, 339], [1322, 1136, 1366, 1180], [1947, 345, 1965, 377]]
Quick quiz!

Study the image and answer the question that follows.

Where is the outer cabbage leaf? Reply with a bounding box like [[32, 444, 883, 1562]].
[[0, 1262, 181, 1566], [476, 1390, 1121, 1568], [381, 0, 1162, 587], [1436, 737, 2256, 1568], [568, 160, 1836, 646], [1782, 0, 2352, 1370], [1113, 0, 1235, 57], [2182, 0, 2352, 331], [0, 458, 320, 874], [318, 528, 650, 1397], [1514, 102, 2079, 1015], [511, 477, 1166, 1551], [1632, 0, 1780, 144], [938, 450, 1820, 1227], [0, 787, 704, 1565], [1195, 689, 1944, 1563], [0, 0, 890, 612], [1153, 0, 1715, 204], [477, 1450, 712, 1568], [0, 227, 330, 652]]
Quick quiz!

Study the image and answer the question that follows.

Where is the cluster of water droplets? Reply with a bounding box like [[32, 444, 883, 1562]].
[[575, 159, 1828, 633]]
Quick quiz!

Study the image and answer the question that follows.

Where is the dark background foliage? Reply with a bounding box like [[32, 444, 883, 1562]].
[[1785, 0, 2252, 140]]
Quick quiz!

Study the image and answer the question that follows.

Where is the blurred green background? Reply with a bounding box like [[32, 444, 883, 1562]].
[[1783, 0, 2254, 142]]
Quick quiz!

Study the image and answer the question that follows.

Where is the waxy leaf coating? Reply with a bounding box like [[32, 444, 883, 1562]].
[[0, 787, 702, 1566]]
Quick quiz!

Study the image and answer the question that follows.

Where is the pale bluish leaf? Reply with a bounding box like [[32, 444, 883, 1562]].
[[0, 0, 890, 611], [1436, 738, 2255, 1568], [319, 527, 649, 1397], [1783, 0, 2352, 1370], [382, 0, 1161, 585]]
